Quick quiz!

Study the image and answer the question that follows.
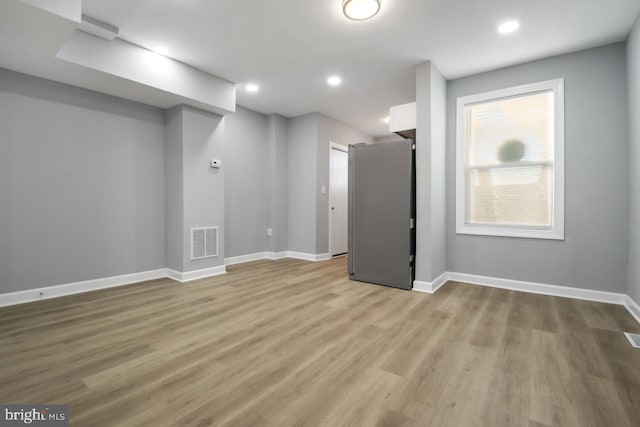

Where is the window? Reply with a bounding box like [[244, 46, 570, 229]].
[[456, 79, 564, 239]]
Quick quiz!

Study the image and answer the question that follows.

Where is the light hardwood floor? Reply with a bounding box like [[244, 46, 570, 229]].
[[1, 257, 640, 426]]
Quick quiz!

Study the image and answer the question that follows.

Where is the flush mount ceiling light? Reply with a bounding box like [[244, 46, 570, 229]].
[[152, 46, 170, 56], [245, 83, 260, 93], [343, 0, 381, 21], [327, 76, 342, 86], [498, 20, 520, 34]]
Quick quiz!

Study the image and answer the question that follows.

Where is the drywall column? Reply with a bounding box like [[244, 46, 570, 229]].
[[165, 107, 184, 272], [415, 61, 447, 286], [165, 105, 225, 275], [628, 14, 640, 305], [267, 114, 289, 254], [287, 114, 318, 254]]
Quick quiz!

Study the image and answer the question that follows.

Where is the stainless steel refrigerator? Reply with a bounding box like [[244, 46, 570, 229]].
[[348, 140, 416, 290]]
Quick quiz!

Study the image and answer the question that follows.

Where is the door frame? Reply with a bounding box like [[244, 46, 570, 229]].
[[328, 141, 349, 258]]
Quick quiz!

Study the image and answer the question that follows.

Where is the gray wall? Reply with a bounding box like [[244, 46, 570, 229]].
[[415, 61, 447, 283], [0, 67, 369, 296], [446, 44, 630, 292], [223, 109, 289, 257], [374, 134, 406, 144], [316, 113, 373, 255], [286, 113, 372, 255], [164, 106, 225, 272], [628, 16, 640, 303], [430, 65, 447, 280], [0, 68, 166, 293], [267, 114, 289, 253], [181, 107, 225, 271], [164, 107, 184, 271], [287, 114, 318, 254], [223, 106, 269, 258]]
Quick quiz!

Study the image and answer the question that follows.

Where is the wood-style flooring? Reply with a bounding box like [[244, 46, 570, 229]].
[[1, 257, 640, 426]]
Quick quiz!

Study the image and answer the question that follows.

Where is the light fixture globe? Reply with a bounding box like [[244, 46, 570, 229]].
[[343, 0, 381, 21]]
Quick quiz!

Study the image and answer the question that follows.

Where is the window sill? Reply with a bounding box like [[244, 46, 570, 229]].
[[456, 224, 564, 240]]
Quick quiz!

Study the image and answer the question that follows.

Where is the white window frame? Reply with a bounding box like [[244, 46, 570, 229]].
[[455, 78, 565, 240]]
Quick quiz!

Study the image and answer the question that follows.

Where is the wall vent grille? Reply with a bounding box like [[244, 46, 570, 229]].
[[191, 226, 219, 260]]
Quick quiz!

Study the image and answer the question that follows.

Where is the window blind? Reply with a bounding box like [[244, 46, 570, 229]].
[[463, 90, 554, 227]]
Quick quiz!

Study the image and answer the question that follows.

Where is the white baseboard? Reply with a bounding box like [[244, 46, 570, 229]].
[[413, 272, 448, 294], [224, 252, 268, 266], [283, 251, 331, 262], [313, 252, 331, 262], [166, 265, 227, 283], [9, 260, 633, 326], [0, 268, 167, 308], [412, 271, 637, 325], [446, 271, 626, 305], [224, 251, 329, 265], [625, 295, 640, 324], [0, 263, 229, 307], [266, 251, 288, 260], [412, 280, 432, 293], [0, 250, 331, 306], [285, 251, 317, 262]]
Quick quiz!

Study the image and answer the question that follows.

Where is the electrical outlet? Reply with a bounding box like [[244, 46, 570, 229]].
[[266, 228, 273, 237]]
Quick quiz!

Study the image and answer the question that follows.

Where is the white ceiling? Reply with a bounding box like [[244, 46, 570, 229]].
[[6, 0, 640, 136]]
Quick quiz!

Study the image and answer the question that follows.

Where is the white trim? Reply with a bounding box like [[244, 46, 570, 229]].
[[412, 272, 449, 294], [0, 269, 166, 307], [623, 332, 640, 349], [223, 252, 292, 264], [1, 264, 638, 328], [411, 271, 639, 325], [329, 141, 348, 152], [625, 295, 640, 325], [266, 251, 288, 260], [412, 280, 431, 293], [166, 265, 226, 283], [0, 252, 327, 308], [328, 141, 349, 258], [455, 78, 565, 240], [431, 272, 449, 293], [446, 271, 625, 304], [286, 251, 331, 262], [223, 251, 329, 265], [224, 252, 268, 266]]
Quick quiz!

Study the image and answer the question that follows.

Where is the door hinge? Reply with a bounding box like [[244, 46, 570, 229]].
[[412, 144, 416, 150], [410, 254, 415, 263], [410, 218, 415, 229]]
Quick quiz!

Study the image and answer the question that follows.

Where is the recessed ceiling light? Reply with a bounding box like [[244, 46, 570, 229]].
[[152, 46, 170, 56], [381, 116, 390, 124], [498, 20, 520, 34], [327, 76, 342, 86], [246, 83, 260, 93], [343, 0, 381, 21]]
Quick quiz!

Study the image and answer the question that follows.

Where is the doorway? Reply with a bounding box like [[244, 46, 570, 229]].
[[329, 142, 348, 257]]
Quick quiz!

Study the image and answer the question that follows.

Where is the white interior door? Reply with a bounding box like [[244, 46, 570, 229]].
[[330, 145, 348, 256]]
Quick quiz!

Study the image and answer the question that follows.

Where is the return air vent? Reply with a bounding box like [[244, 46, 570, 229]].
[[191, 226, 218, 260]]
